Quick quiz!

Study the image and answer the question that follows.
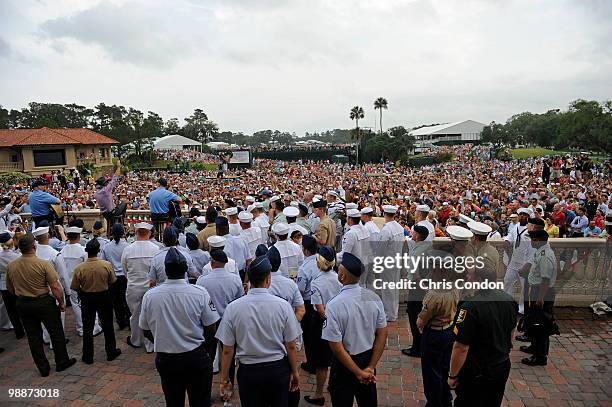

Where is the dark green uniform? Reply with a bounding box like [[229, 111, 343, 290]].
[[453, 289, 518, 407]]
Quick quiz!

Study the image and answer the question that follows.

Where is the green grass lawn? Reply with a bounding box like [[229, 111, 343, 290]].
[[511, 148, 564, 159]]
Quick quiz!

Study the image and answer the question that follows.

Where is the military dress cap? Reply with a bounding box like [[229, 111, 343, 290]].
[[195, 216, 206, 224], [272, 222, 290, 235], [32, 226, 50, 237], [215, 216, 229, 227], [318, 245, 335, 262], [467, 221, 492, 236], [85, 238, 100, 254], [208, 235, 225, 248], [290, 201, 299, 208], [345, 202, 358, 210], [517, 207, 533, 216], [0, 231, 14, 243], [248, 255, 272, 279], [327, 190, 339, 198], [346, 208, 361, 218], [238, 211, 253, 223], [245, 195, 256, 203], [165, 247, 187, 272], [93, 220, 104, 231], [302, 235, 317, 253], [270, 196, 280, 203], [246, 204, 256, 213], [283, 206, 299, 218], [446, 225, 473, 241], [528, 217, 545, 227], [291, 224, 308, 235], [382, 205, 398, 214], [210, 249, 228, 263], [267, 246, 281, 271], [458, 214, 473, 224], [314, 194, 323, 200], [225, 207, 238, 216], [416, 204, 431, 213], [186, 233, 199, 250], [360, 207, 374, 215], [340, 252, 363, 277], [135, 222, 154, 230], [312, 199, 327, 208], [255, 244, 269, 257], [65, 226, 83, 234], [254, 202, 264, 209], [528, 229, 549, 239]]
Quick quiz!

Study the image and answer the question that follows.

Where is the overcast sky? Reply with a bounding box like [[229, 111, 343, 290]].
[[1, 0, 611, 135]]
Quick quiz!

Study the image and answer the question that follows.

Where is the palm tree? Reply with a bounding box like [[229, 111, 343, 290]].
[[349, 106, 365, 163], [374, 97, 388, 133]]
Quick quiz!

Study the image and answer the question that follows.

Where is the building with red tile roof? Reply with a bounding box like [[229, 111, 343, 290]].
[[0, 127, 118, 175]]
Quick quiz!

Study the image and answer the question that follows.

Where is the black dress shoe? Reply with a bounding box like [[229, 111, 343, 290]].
[[401, 348, 421, 358], [126, 336, 141, 348], [515, 334, 531, 342], [521, 356, 547, 366], [300, 362, 316, 374], [0, 347, 4, 353], [107, 349, 121, 361], [81, 357, 94, 365], [304, 395, 325, 405], [519, 345, 534, 354], [39, 367, 50, 377], [56, 358, 77, 372]]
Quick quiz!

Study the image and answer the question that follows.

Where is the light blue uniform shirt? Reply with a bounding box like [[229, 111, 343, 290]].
[[100, 239, 130, 276], [139, 279, 220, 353], [196, 268, 243, 317], [149, 187, 179, 215], [222, 234, 251, 271], [28, 189, 59, 217], [322, 284, 387, 355], [269, 272, 304, 308], [215, 288, 302, 364], [311, 271, 342, 309], [148, 246, 197, 283], [297, 255, 319, 301], [189, 249, 210, 275]]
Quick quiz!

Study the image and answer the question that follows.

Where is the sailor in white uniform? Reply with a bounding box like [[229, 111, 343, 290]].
[[226, 207, 242, 237], [121, 222, 159, 353], [271, 223, 304, 279], [504, 208, 533, 314], [238, 211, 262, 259], [216, 217, 251, 282], [201, 236, 240, 277], [379, 205, 405, 321], [414, 204, 435, 242], [252, 203, 270, 246], [337, 209, 371, 268]]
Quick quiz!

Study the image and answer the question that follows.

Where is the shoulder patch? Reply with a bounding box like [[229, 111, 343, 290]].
[[209, 300, 217, 312], [540, 250, 546, 256], [456, 309, 467, 324], [322, 317, 327, 329]]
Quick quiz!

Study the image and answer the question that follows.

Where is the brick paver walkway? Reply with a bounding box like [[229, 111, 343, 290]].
[[0, 307, 610, 406]]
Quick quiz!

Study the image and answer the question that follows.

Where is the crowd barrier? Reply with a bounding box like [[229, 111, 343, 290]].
[[20, 210, 611, 307]]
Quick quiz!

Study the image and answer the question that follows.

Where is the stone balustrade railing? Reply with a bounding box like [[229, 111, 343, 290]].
[[20, 210, 611, 307]]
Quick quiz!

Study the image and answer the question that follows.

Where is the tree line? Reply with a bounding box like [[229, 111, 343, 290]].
[[481, 99, 612, 154]]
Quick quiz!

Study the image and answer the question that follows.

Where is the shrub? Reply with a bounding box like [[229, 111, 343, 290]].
[[0, 172, 31, 186]]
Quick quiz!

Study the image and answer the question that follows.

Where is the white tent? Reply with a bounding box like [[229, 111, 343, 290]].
[[207, 141, 231, 150], [154, 135, 201, 150]]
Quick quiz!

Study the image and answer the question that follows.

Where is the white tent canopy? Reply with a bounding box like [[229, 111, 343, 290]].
[[154, 135, 201, 150]]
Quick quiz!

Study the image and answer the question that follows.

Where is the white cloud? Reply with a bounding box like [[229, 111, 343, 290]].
[[1, 0, 611, 134]]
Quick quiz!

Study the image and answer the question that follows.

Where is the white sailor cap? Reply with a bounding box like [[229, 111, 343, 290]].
[[517, 207, 533, 216], [382, 205, 398, 214], [195, 216, 206, 224], [270, 196, 280, 203], [135, 222, 154, 230], [416, 204, 430, 213], [360, 207, 374, 215], [246, 204, 256, 213], [272, 222, 290, 235], [509, 213, 518, 219], [225, 207, 238, 216], [442, 202, 449, 206], [238, 211, 253, 223], [245, 195, 255, 203], [32, 226, 49, 237], [346, 208, 361, 218], [283, 206, 299, 218], [314, 194, 323, 200], [346, 202, 358, 210], [65, 226, 83, 234], [458, 214, 473, 224], [207, 235, 225, 248], [254, 202, 264, 209], [327, 190, 339, 198], [290, 200, 299, 208], [467, 221, 492, 236], [446, 225, 473, 241], [290, 224, 308, 235]]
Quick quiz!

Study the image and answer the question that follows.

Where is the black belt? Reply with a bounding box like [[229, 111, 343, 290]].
[[239, 357, 288, 368], [17, 293, 52, 300]]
